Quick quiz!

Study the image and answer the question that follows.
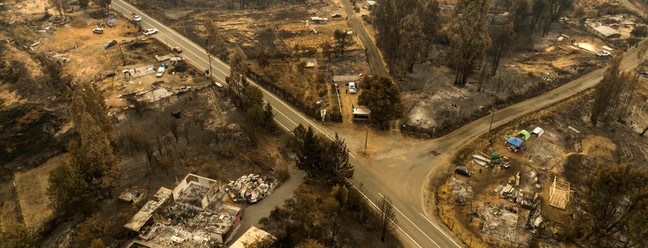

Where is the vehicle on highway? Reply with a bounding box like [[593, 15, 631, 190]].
[[92, 28, 104, 34], [156, 66, 166, 77], [597, 50, 611, 57], [104, 40, 117, 49], [455, 166, 471, 177], [132, 15, 142, 22], [348, 82, 357, 94], [172, 47, 182, 53], [143, 28, 158, 36]]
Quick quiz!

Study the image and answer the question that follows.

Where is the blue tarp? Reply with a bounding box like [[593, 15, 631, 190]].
[[107, 18, 117, 23], [506, 137, 524, 148]]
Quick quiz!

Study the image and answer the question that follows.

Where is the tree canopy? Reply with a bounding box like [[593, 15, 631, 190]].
[[358, 76, 403, 129], [447, 0, 491, 87], [49, 86, 119, 216]]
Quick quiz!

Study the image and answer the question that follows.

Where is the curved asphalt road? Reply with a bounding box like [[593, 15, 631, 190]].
[[111, 1, 647, 247]]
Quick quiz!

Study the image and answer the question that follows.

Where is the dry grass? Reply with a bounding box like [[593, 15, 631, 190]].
[[14, 154, 65, 230], [0, 182, 20, 227]]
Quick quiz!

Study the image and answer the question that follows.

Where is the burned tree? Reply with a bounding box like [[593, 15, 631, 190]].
[[448, 0, 491, 87], [379, 197, 396, 242]]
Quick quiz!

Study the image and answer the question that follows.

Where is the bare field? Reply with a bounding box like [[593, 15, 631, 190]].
[[14, 155, 65, 230]]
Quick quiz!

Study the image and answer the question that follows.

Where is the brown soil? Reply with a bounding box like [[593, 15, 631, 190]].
[[434, 92, 648, 247]]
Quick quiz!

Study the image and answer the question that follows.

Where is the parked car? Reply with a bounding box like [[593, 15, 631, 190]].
[[348, 82, 357, 94], [331, 13, 342, 18], [132, 15, 142, 22], [156, 66, 166, 77], [172, 47, 182, 53], [92, 27, 104, 34], [455, 166, 471, 177], [143, 28, 158, 36], [104, 40, 117, 49], [597, 50, 611, 57]]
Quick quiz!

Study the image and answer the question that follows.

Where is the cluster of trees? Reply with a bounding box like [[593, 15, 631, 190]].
[[590, 55, 640, 126], [373, 0, 440, 76], [50, 0, 111, 15], [48, 86, 120, 217], [229, 45, 275, 132], [358, 76, 403, 130], [373, 0, 573, 85], [258, 184, 397, 247], [292, 125, 353, 185], [333, 29, 352, 56], [566, 163, 648, 247]]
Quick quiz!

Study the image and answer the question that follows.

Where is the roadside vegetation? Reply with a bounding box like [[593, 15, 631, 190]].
[[250, 125, 401, 247]]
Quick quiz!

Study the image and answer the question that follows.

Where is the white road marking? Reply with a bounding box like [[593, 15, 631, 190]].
[[348, 183, 423, 248], [379, 193, 441, 248], [419, 213, 462, 248]]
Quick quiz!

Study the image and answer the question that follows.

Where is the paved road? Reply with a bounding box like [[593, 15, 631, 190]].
[[339, 0, 388, 76], [111, 1, 647, 248]]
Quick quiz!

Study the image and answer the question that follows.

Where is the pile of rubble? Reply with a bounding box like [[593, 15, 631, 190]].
[[448, 177, 474, 206], [491, 156, 511, 169], [472, 154, 511, 169], [479, 204, 521, 243], [226, 174, 277, 204], [494, 172, 541, 210]]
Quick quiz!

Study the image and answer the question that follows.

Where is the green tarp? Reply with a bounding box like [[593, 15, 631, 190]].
[[518, 130, 531, 140]]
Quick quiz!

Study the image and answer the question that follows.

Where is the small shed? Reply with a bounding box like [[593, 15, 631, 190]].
[[352, 105, 371, 121], [310, 17, 328, 24], [586, 22, 621, 39]]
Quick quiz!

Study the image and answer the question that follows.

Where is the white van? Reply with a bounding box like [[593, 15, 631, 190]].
[[348, 82, 357, 94]]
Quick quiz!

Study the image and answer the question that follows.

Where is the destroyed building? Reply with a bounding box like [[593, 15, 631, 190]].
[[124, 174, 242, 247], [229, 226, 276, 248]]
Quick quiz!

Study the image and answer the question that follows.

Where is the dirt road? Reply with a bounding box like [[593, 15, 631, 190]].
[[339, 0, 388, 76]]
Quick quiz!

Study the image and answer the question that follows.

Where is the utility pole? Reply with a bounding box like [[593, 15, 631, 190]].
[[206, 38, 213, 84], [118, 44, 126, 66], [488, 109, 497, 133], [364, 126, 369, 155]]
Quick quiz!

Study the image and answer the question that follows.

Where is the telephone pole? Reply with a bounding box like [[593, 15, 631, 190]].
[[206, 38, 213, 84], [118, 44, 126, 66], [488, 109, 497, 133], [364, 126, 369, 155]]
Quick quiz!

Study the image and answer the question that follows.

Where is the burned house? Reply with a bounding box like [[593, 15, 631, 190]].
[[229, 226, 276, 248], [124, 174, 242, 247], [585, 22, 621, 40]]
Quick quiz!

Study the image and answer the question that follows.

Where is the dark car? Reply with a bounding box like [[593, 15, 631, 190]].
[[104, 40, 117, 49], [455, 166, 471, 177]]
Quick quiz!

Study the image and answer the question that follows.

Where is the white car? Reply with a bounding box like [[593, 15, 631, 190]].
[[143, 28, 158, 36], [156, 66, 166, 77], [132, 15, 142, 22], [596, 50, 611, 57], [348, 82, 357, 94]]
